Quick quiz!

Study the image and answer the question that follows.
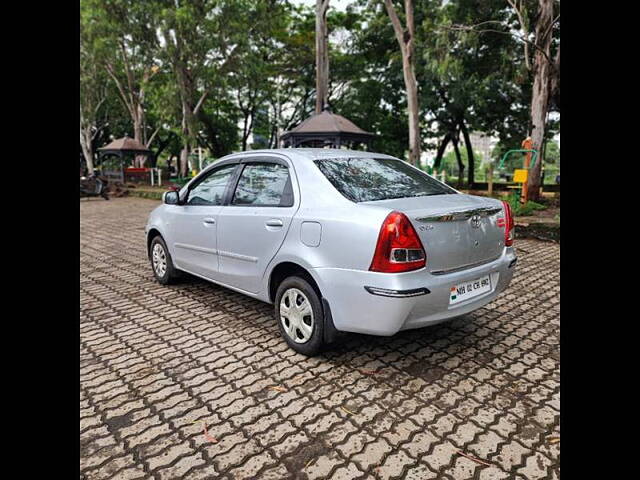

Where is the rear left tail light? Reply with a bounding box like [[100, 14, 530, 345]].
[[500, 200, 514, 246], [370, 211, 426, 273]]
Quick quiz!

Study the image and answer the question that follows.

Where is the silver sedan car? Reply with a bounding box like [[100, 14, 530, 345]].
[[145, 149, 516, 355]]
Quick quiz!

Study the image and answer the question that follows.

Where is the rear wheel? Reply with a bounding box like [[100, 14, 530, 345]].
[[275, 276, 324, 356], [149, 236, 179, 284]]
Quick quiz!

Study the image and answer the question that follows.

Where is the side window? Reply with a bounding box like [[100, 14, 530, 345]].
[[232, 163, 293, 207], [186, 165, 237, 206]]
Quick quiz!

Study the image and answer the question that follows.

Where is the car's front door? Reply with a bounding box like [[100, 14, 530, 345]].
[[166, 163, 238, 279], [216, 159, 297, 294]]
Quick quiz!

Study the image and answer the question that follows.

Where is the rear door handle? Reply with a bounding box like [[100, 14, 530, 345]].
[[203, 217, 216, 225], [265, 219, 283, 227]]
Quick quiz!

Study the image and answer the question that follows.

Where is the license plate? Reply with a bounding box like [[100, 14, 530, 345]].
[[450, 275, 491, 304]]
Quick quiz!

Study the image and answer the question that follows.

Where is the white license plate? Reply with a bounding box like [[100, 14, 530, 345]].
[[450, 275, 491, 304]]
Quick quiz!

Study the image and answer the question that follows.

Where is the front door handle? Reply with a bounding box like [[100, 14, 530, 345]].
[[203, 217, 216, 225], [265, 219, 283, 227]]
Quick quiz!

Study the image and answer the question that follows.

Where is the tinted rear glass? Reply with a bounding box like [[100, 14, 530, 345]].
[[314, 157, 457, 202], [232, 163, 293, 207]]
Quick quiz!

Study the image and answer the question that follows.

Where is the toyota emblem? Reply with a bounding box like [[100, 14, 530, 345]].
[[470, 214, 481, 228]]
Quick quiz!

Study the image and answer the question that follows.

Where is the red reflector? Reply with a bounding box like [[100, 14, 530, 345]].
[[370, 211, 426, 273]]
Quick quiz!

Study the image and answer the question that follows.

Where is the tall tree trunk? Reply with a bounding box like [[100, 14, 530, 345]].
[[175, 154, 181, 178], [240, 107, 256, 151], [80, 127, 95, 175], [526, 0, 554, 201], [241, 112, 250, 151], [104, 46, 156, 167], [134, 111, 146, 167], [162, 29, 207, 176], [460, 119, 475, 186], [452, 137, 464, 189], [79, 108, 95, 176], [133, 104, 144, 144], [550, 44, 560, 112], [384, 0, 421, 166], [434, 133, 451, 170], [315, 0, 330, 113], [180, 102, 190, 177], [180, 147, 189, 177], [405, 67, 421, 166]]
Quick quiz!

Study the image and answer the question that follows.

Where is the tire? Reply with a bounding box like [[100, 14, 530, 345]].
[[149, 236, 180, 285], [275, 276, 324, 356]]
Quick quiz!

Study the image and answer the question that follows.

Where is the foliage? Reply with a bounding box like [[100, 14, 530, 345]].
[[506, 190, 547, 216], [439, 149, 482, 176], [80, 0, 560, 179]]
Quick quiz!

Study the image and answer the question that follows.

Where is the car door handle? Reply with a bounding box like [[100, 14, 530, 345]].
[[265, 219, 283, 227], [203, 217, 216, 225]]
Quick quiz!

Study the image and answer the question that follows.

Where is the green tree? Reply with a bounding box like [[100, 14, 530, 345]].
[[81, 0, 161, 149], [80, 24, 110, 175], [331, 1, 411, 158]]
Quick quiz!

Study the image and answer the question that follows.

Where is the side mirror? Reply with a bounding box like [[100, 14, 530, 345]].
[[163, 190, 180, 205]]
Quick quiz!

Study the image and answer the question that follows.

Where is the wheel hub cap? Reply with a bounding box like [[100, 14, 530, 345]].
[[152, 243, 167, 277], [280, 288, 314, 344]]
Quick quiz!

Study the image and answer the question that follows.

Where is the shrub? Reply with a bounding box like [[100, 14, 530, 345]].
[[506, 191, 547, 216]]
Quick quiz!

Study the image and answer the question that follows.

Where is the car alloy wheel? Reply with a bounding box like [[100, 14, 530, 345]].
[[152, 243, 168, 278], [279, 288, 314, 343]]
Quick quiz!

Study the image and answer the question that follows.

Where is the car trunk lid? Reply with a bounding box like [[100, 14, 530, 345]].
[[363, 194, 506, 274]]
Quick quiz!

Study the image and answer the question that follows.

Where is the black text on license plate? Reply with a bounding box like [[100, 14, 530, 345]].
[[450, 275, 491, 304]]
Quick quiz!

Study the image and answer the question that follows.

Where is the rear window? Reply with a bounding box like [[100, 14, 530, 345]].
[[314, 157, 457, 203]]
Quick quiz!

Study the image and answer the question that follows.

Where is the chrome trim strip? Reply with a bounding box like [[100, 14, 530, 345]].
[[218, 250, 259, 263], [416, 206, 502, 223], [364, 286, 430, 298], [174, 243, 218, 255], [430, 254, 502, 275]]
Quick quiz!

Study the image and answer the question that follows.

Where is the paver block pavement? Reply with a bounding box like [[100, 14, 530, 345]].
[[80, 197, 560, 479]]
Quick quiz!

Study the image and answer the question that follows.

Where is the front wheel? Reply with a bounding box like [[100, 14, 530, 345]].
[[275, 276, 324, 356], [149, 236, 180, 285]]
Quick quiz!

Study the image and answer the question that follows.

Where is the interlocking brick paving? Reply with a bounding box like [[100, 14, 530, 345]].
[[80, 197, 559, 480]]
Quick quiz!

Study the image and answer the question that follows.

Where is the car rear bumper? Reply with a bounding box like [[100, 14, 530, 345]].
[[313, 247, 516, 336]]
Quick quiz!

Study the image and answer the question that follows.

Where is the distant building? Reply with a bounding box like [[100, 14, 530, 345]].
[[469, 132, 498, 165], [428, 131, 498, 168]]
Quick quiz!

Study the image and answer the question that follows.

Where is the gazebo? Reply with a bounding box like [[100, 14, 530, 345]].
[[97, 136, 153, 183], [281, 106, 374, 149]]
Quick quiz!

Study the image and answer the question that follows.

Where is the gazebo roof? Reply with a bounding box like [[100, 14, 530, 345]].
[[281, 109, 373, 139], [98, 136, 151, 154]]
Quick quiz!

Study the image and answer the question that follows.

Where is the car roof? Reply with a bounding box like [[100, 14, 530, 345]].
[[221, 148, 398, 163]]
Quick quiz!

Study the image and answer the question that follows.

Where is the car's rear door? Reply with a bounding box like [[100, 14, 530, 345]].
[[166, 163, 239, 279], [216, 158, 297, 294]]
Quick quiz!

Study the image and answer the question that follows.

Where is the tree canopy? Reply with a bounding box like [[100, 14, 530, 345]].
[[80, 0, 559, 184]]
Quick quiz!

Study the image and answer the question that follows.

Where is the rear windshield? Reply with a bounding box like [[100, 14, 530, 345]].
[[314, 157, 457, 203]]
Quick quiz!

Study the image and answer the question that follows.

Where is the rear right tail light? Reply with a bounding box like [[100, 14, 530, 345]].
[[500, 200, 514, 246]]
